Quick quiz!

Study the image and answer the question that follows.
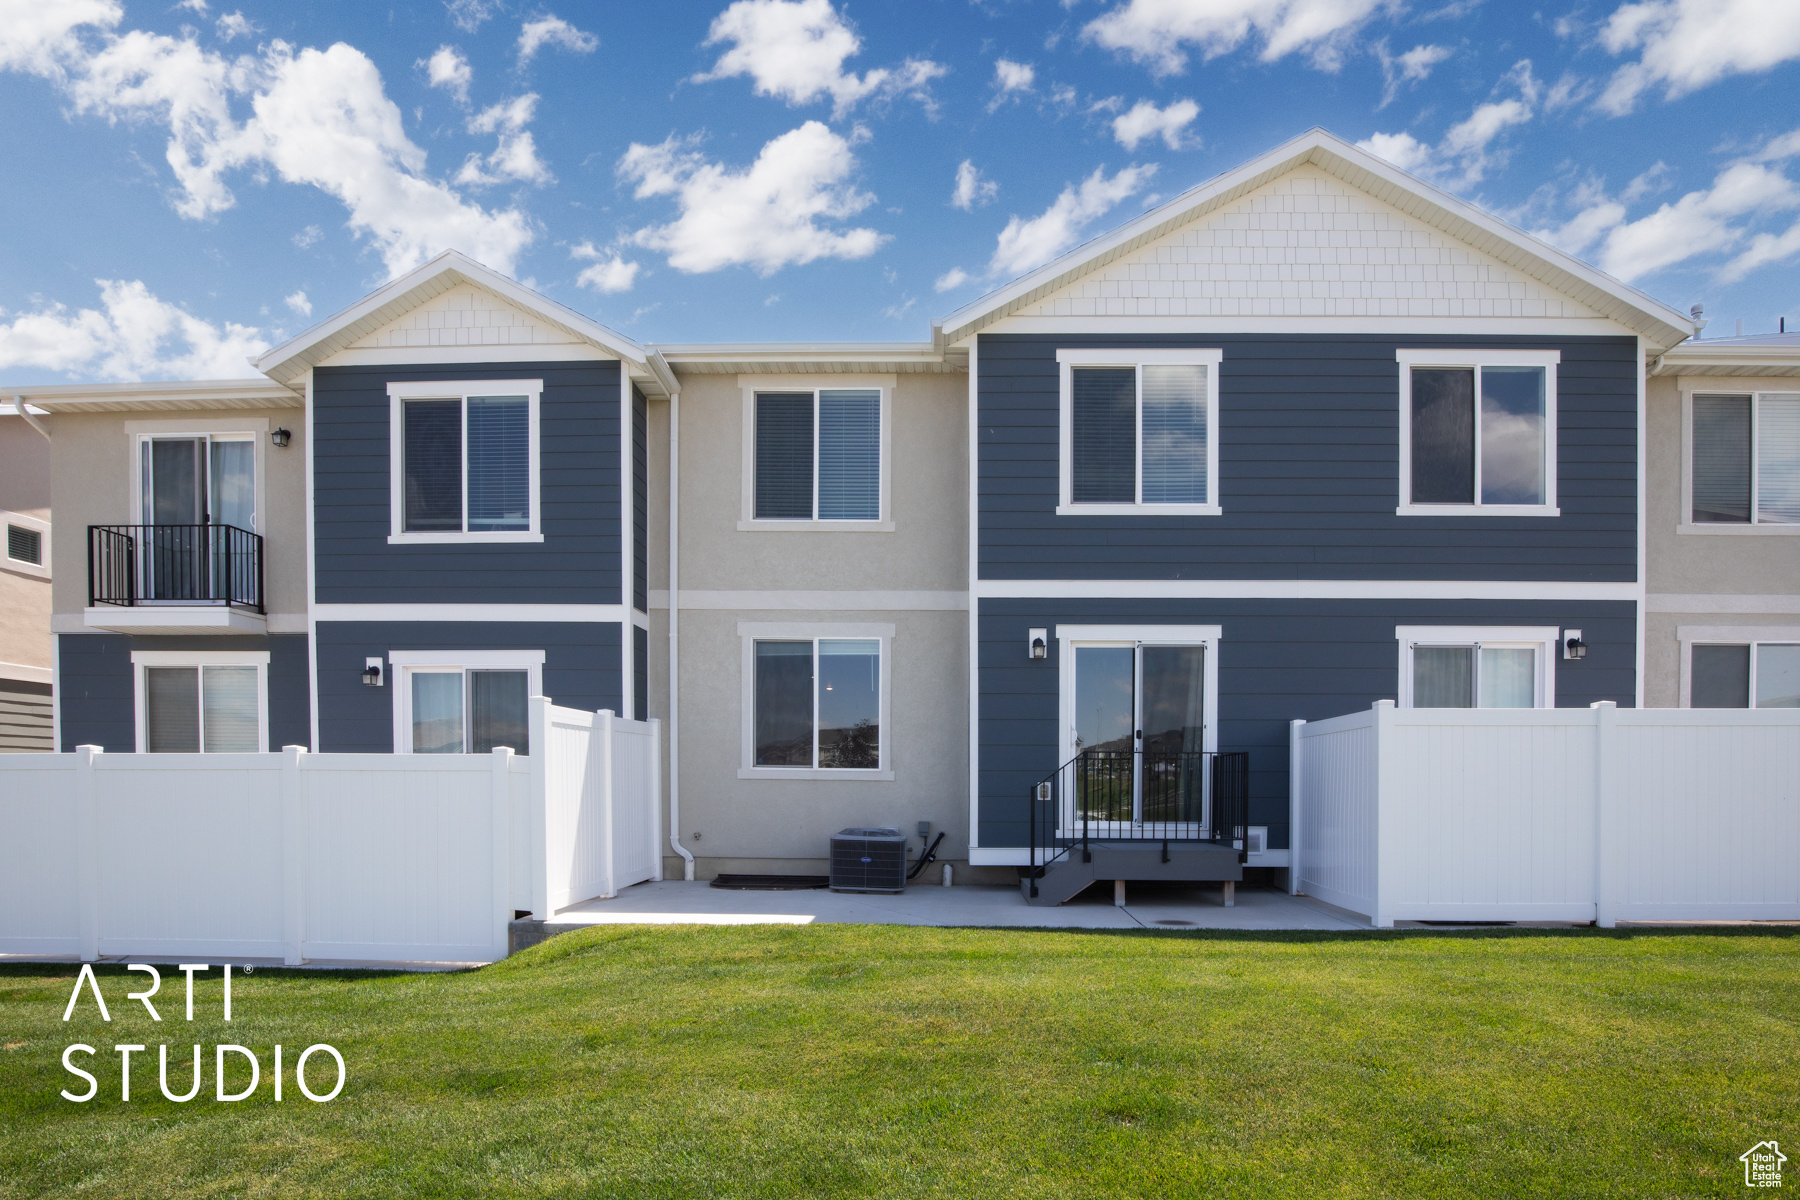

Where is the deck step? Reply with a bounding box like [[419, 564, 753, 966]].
[[1022, 841, 1242, 907]]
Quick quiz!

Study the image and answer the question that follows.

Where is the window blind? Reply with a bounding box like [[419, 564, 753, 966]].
[[1411, 368, 1475, 504], [146, 666, 201, 752], [404, 399, 463, 532], [1692, 394, 1751, 523], [467, 396, 530, 531], [754, 393, 814, 519], [1071, 367, 1135, 503], [1140, 365, 1208, 504], [817, 389, 880, 519], [1758, 394, 1800, 523], [201, 665, 259, 752]]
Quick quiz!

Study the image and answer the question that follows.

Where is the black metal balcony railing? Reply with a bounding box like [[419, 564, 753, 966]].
[[88, 524, 264, 612], [1027, 747, 1250, 876]]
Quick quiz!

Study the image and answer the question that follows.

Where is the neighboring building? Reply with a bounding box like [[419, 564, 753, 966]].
[[0, 403, 53, 750], [18, 128, 1730, 883], [1644, 332, 1800, 708]]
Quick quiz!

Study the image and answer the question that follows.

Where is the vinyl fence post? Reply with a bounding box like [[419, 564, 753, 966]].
[[529, 697, 550, 922], [597, 709, 616, 900], [1592, 701, 1619, 928], [490, 746, 514, 960], [74, 745, 101, 962], [1371, 700, 1397, 929], [1287, 719, 1305, 895], [279, 745, 306, 966], [648, 717, 664, 883]]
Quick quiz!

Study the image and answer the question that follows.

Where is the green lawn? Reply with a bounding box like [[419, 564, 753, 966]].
[[3, 924, 1794, 1198]]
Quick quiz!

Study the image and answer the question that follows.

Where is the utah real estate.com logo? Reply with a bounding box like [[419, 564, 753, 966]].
[[1742, 1141, 1786, 1189]]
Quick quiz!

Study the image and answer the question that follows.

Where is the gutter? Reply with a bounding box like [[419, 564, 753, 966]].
[[10, 397, 50, 440]]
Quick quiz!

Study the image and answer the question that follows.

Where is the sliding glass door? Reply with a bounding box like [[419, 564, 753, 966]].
[[139, 435, 254, 601], [1066, 639, 1210, 831]]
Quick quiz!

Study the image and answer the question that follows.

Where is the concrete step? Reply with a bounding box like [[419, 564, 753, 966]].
[[1022, 841, 1243, 907]]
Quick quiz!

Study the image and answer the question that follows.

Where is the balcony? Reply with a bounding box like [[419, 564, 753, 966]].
[[85, 524, 267, 635]]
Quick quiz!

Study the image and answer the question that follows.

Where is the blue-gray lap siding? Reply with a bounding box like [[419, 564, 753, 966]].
[[56, 632, 311, 752], [313, 361, 623, 604], [315, 621, 622, 752], [977, 333, 1638, 582], [976, 599, 1638, 851], [633, 385, 648, 615]]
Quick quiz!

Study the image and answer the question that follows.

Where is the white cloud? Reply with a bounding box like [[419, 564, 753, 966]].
[[516, 15, 597, 65], [952, 159, 997, 210], [1377, 41, 1452, 108], [293, 223, 322, 249], [989, 163, 1157, 278], [693, 0, 945, 117], [1110, 97, 1198, 150], [1084, 0, 1387, 77], [283, 289, 311, 316], [445, 0, 497, 33], [0, 0, 120, 77], [457, 93, 551, 186], [1597, 0, 1800, 115], [176, 0, 208, 12], [934, 266, 970, 292], [987, 57, 1034, 110], [1356, 130, 1432, 173], [1357, 60, 1538, 188], [422, 44, 471, 104], [0, 12, 535, 277], [618, 120, 886, 275], [215, 12, 254, 41], [570, 241, 640, 293], [0, 278, 267, 380]]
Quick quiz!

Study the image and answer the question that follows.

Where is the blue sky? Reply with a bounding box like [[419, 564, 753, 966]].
[[1, 0, 1798, 382]]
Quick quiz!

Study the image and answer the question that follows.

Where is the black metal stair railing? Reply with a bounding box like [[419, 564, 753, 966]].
[[1027, 748, 1250, 893], [88, 524, 264, 612]]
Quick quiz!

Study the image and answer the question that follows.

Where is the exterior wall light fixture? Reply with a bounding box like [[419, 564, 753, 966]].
[[1563, 631, 1586, 661], [270, 428, 292, 448], [362, 658, 384, 686], [1028, 628, 1047, 660]]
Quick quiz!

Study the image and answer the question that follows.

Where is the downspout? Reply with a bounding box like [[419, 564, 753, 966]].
[[11, 397, 50, 441], [667, 386, 694, 880]]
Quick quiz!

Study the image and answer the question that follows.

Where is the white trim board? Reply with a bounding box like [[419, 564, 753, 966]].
[[1395, 349, 1560, 518], [648, 589, 967, 611], [312, 604, 625, 622], [737, 379, 893, 531], [387, 380, 543, 545], [974, 579, 1639, 602], [0, 661, 53, 685], [1055, 348, 1223, 517]]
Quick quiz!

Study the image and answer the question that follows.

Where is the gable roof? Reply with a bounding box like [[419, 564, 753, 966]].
[[932, 127, 1696, 352], [253, 250, 658, 390]]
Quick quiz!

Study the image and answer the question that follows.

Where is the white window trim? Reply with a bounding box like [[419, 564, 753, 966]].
[[1395, 625, 1559, 709], [737, 620, 894, 780], [1676, 625, 1800, 707], [1054, 624, 1221, 765], [387, 379, 544, 544], [1678, 388, 1800, 535], [738, 375, 894, 532], [1055, 348, 1223, 516], [127, 425, 267, 534], [130, 649, 270, 753], [2, 509, 50, 580], [1395, 349, 1560, 517], [388, 649, 546, 754]]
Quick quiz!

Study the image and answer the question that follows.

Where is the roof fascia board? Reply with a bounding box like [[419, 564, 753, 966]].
[[9, 380, 301, 409]]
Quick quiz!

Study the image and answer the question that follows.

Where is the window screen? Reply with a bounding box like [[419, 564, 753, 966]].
[[1071, 367, 1135, 503], [7, 524, 41, 565], [1692, 395, 1751, 523], [754, 393, 814, 519], [1691, 644, 1750, 708], [1412, 646, 1474, 708], [404, 399, 463, 532], [754, 641, 814, 765], [1141, 365, 1208, 504], [146, 667, 201, 752], [466, 396, 530, 532], [1410, 368, 1475, 504], [201, 666, 259, 752], [817, 390, 880, 519]]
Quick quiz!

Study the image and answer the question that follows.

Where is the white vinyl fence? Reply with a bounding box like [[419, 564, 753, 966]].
[[1291, 701, 1800, 927], [0, 699, 660, 965]]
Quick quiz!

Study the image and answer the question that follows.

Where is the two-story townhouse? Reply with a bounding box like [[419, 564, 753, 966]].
[[1644, 332, 1800, 709], [1, 403, 53, 751]]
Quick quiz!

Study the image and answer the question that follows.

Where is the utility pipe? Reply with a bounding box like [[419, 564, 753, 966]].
[[11, 396, 50, 441], [667, 388, 693, 880]]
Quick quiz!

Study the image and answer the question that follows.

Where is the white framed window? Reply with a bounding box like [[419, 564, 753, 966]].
[[738, 376, 892, 531], [737, 621, 893, 780], [128, 427, 263, 533], [1056, 349, 1222, 516], [1678, 627, 1800, 708], [131, 649, 269, 753], [1396, 350, 1560, 516], [1680, 391, 1800, 535], [2, 509, 50, 580], [1395, 626, 1559, 709], [389, 650, 544, 754], [388, 380, 543, 544]]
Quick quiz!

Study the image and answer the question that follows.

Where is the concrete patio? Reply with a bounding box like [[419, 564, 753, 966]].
[[536, 880, 1371, 934]]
